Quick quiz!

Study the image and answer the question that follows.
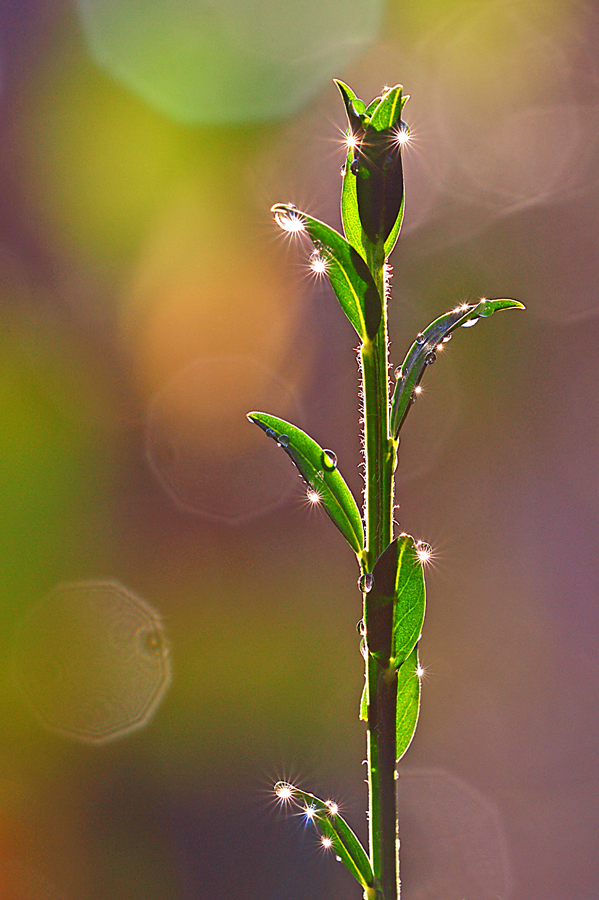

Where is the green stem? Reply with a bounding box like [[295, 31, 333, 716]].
[[361, 254, 398, 900]]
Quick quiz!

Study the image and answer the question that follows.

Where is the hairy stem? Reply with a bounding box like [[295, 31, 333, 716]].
[[362, 256, 398, 900]]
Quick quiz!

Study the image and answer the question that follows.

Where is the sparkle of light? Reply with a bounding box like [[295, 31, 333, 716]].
[[303, 805, 316, 821], [453, 303, 470, 313], [307, 488, 322, 505], [414, 386, 423, 395], [325, 801, 339, 816], [393, 126, 410, 146], [309, 254, 328, 275], [275, 783, 294, 800], [416, 663, 425, 679], [346, 133, 359, 150], [274, 211, 306, 234], [321, 837, 333, 849], [416, 545, 432, 563]]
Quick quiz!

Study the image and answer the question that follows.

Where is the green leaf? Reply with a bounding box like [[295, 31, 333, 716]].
[[365, 534, 425, 669], [274, 782, 374, 890], [359, 680, 367, 722], [368, 85, 407, 131], [247, 412, 364, 555], [341, 148, 371, 260], [333, 79, 365, 138], [270, 204, 381, 341], [396, 646, 421, 762], [390, 298, 526, 438]]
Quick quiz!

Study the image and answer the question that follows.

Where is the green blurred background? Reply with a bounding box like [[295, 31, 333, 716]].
[[1, 0, 598, 897]]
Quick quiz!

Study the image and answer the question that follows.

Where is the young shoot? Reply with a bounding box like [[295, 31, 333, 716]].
[[249, 79, 524, 900]]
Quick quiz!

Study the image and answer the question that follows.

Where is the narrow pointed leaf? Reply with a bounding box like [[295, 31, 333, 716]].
[[274, 782, 374, 890], [334, 79, 365, 139], [390, 298, 525, 438], [341, 148, 371, 260], [365, 534, 425, 669], [359, 680, 368, 721], [271, 204, 381, 340], [368, 85, 407, 131], [396, 646, 421, 762], [247, 412, 364, 554]]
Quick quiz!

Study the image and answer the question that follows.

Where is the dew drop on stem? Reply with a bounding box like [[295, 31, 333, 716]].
[[416, 333, 426, 345], [462, 317, 480, 328], [425, 351, 437, 365], [277, 434, 290, 448], [359, 573, 374, 593]]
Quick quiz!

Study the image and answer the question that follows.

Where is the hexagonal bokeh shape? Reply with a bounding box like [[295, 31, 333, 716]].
[[13, 581, 171, 744], [76, 0, 384, 123]]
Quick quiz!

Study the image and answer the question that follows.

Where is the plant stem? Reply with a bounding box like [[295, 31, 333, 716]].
[[361, 257, 398, 900]]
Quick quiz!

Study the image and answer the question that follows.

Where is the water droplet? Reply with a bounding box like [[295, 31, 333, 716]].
[[356, 618, 366, 635], [336, 856, 343, 863], [462, 317, 480, 328], [359, 638, 367, 659], [350, 158, 360, 176], [359, 573, 374, 593], [416, 333, 426, 345], [477, 299, 495, 317], [425, 351, 437, 365], [442, 333, 452, 343], [322, 449, 337, 470], [277, 434, 290, 448], [265, 428, 277, 439], [394, 366, 404, 381], [410, 393, 417, 404], [416, 541, 432, 563], [340, 165, 346, 177]]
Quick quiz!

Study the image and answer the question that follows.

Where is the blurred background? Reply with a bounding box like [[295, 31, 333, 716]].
[[0, 0, 598, 897]]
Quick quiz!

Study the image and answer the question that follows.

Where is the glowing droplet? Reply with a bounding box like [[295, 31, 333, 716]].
[[340, 164, 346, 177], [322, 449, 337, 470], [442, 333, 452, 344], [462, 317, 480, 328], [321, 836, 333, 849], [394, 366, 404, 381], [275, 782, 294, 800], [350, 158, 360, 176], [477, 299, 495, 317], [325, 801, 339, 816], [416, 333, 426, 345], [274, 208, 306, 234], [416, 541, 432, 563], [336, 855, 342, 862], [416, 663, 425, 679], [394, 121, 411, 146], [414, 385, 423, 396], [303, 805, 316, 821], [425, 351, 437, 365], [359, 573, 374, 593], [277, 434, 290, 448], [309, 251, 328, 275], [306, 488, 321, 505], [346, 132, 359, 150]]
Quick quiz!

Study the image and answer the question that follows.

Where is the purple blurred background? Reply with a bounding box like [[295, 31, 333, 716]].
[[0, 0, 598, 897]]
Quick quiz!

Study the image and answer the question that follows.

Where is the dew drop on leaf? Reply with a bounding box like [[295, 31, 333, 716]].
[[321, 449, 338, 470]]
